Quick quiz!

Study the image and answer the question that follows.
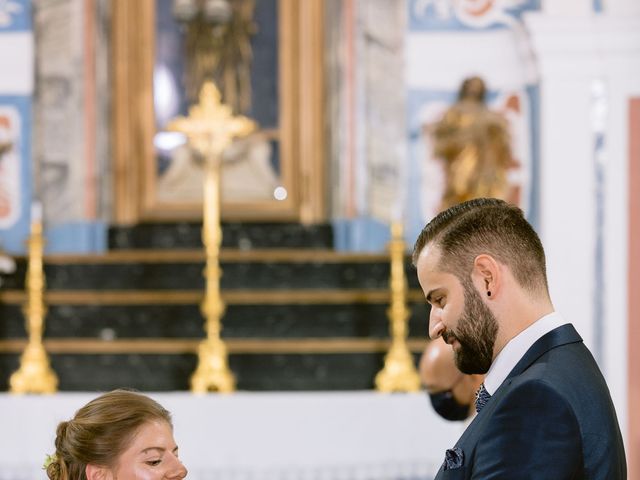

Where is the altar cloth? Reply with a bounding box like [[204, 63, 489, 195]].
[[0, 391, 464, 480]]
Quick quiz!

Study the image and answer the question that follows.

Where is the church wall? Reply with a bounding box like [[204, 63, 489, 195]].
[[328, 0, 408, 252], [0, 0, 34, 254], [0, 0, 108, 255], [330, 0, 542, 252], [32, 0, 109, 253], [405, 0, 639, 455], [526, 5, 640, 466], [404, 0, 540, 242]]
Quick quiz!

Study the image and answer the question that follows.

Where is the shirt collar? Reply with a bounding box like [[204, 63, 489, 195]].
[[483, 311, 568, 395]]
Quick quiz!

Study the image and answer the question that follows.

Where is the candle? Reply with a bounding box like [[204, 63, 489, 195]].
[[31, 201, 42, 224]]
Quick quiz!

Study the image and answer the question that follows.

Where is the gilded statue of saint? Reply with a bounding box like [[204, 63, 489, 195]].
[[428, 76, 515, 211]]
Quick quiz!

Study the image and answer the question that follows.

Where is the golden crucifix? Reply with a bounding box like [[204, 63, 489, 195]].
[[375, 221, 421, 392], [167, 81, 255, 393]]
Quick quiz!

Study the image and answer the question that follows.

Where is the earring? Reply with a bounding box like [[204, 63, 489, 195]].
[[487, 291, 491, 297]]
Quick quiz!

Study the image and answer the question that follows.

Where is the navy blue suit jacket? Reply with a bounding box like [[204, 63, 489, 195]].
[[434, 324, 626, 479]]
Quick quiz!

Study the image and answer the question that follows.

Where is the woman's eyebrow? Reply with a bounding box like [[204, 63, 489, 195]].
[[140, 447, 166, 455], [140, 445, 179, 455]]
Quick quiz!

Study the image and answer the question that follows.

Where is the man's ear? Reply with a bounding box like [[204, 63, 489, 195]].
[[472, 254, 500, 297], [86, 464, 110, 480]]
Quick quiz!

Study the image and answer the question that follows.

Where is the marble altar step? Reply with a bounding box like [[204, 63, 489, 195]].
[[0, 247, 429, 391], [0, 249, 421, 291], [108, 222, 335, 250], [0, 297, 427, 339]]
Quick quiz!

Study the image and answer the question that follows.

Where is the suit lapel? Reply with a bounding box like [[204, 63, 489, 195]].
[[506, 323, 582, 380]]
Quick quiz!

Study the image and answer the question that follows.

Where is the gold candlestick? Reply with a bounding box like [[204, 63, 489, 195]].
[[168, 81, 255, 393], [375, 221, 421, 392], [9, 210, 58, 394]]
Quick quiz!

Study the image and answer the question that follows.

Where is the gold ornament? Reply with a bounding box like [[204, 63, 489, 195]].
[[375, 221, 421, 393], [167, 81, 255, 393]]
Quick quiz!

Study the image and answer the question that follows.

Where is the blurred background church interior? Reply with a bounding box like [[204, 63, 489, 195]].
[[0, 0, 638, 478]]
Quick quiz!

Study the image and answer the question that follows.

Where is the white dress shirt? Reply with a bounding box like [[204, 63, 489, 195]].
[[483, 312, 569, 395]]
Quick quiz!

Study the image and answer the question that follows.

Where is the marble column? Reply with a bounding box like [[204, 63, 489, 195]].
[[32, 0, 109, 252]]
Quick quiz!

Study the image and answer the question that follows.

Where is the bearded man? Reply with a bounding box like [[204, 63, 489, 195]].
[[413, 198, 626, 479]]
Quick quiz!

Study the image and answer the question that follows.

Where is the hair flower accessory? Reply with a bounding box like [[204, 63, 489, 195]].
[[42, 453, 57, 470]]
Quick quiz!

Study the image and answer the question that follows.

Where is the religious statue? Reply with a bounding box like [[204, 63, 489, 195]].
[[155, 0, 280, 205], [427, 76, 515, 211], [173, 0, 256, 114]]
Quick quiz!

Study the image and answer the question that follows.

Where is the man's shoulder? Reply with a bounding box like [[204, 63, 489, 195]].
[[513, 340, 605, 396], [509, 341, 619, 432], [499, 375, 574, 411], [521, 339, 602, 382]]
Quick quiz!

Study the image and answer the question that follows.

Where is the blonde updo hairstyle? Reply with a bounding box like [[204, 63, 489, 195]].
[[46, 389, 173, 480]]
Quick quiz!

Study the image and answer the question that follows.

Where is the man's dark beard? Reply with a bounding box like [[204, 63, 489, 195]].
[[444, 280, 498, 374]]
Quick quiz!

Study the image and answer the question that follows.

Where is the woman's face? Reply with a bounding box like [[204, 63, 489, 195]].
[[110, 419, 187, 479]]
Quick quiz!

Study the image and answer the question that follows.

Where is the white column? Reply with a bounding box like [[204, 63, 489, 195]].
[[526, 12, 640, 445], [540, 0, 592, 16], [606, 0, 640, 16], [0, 33, 33, 94]]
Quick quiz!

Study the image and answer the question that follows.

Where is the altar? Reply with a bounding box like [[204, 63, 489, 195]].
[[0, 391, 463, 480]]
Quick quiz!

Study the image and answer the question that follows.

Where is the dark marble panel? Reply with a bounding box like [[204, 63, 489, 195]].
[[0, 354, 193, 392], [0, 352, 423, 391], [230, 353, 393, 390], [3, 259, 422, 291], [42, 263, 205, 290], [0, 305, 27, 337], [108, 222, 334, 250], [0, 355, 20, 389], [0, 303, 429, 339], [0, 260, 26, 290]]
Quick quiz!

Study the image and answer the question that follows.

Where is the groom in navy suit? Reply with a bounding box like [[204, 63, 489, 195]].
[[413, 198, 626, 479]]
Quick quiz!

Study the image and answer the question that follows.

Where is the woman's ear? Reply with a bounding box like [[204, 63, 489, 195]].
[[472, 254, 500, 297], [85, 464, 110, 480]]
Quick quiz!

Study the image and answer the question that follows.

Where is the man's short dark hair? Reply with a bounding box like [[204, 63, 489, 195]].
[[412, 198, 548, 295]]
